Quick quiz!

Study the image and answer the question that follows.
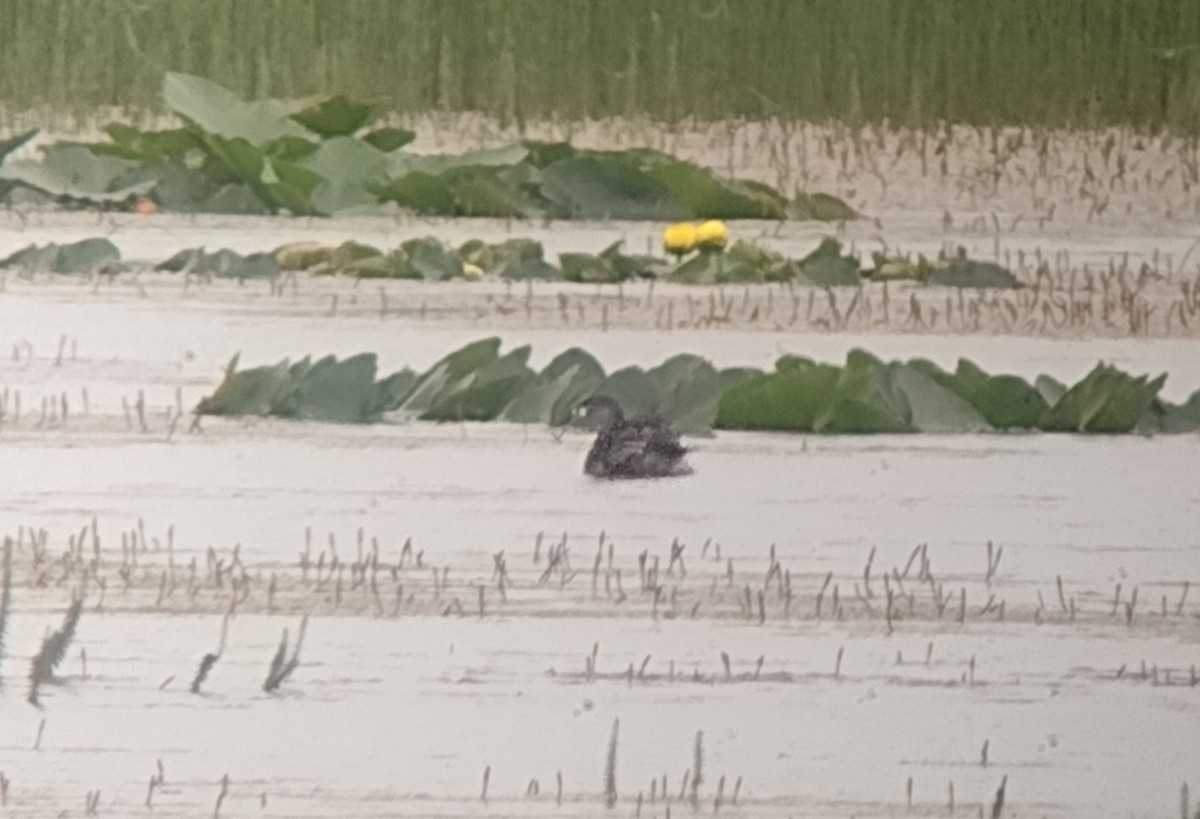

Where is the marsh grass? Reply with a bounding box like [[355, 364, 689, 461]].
[[4, 1, 1200, 133], [27, 595, 84, 706]]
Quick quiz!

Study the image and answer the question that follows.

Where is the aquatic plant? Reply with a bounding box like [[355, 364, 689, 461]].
[[28, 595, 84, 706], [263, 615, 308, 692], [196, 338, 1191, 436]]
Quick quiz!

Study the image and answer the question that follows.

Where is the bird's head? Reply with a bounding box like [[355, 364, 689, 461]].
[[574, 394, 625, 430]]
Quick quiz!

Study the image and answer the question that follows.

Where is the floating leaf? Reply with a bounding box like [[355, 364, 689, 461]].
[[387, 144, 529, 177], [301, 136, 388, 213], [648, 161, 786, 219], [715, 358, 841, 432], [420, 345, 535, 421], [193, 131, 322, 215], [593, 366, 663, 419], [54, 238, 120, 274], [0, 145, 154, 203], [272, 353, 380, 422], [163, 72, 313, 146], [399, 338, 503, 416], [362, 127, 416, 152], [892, 363, 990, 433], [197, 357, 294, 416], [927, 248, 1020, 288], [924, 359, 1048, 429], [815, 349, 914, 433], [540, 155, 686, 220], [502, 348, 606, 425], [290, 95, 378, 137], [400, 237, 462, 280], [797, 237, 862, 286], [789, 191, 857, 221], [0, 128, 37, 165], [1038, 363, 1166, 433], [0, 238, 119, 274]]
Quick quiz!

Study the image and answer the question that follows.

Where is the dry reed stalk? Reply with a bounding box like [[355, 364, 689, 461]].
[[604, 719, 619, 808]]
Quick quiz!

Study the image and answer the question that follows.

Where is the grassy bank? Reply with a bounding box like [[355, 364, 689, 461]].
[[4, 0, 1200, 131]]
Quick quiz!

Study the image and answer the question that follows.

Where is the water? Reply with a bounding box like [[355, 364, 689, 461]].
[[0, 215, 1197, 819]]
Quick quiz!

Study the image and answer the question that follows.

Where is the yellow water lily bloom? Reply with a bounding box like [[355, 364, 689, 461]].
[[695, 220, 729, 251], [462, 262, 484, 280], [663, 222, 698, 257]]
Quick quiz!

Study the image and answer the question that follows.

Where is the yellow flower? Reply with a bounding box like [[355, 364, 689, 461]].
[[663, 222, 698, 257], [695, 220, 729, 251], [462, 262, 484, 280]]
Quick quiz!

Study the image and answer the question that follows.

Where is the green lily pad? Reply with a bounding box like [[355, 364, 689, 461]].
[[892, 363, 991, 433], [400, 237, 462, 280], [362, 128, 416, 152], [271, 353, 380, 422], [594, 366, 664, 419], [163, 71, 313, 146], [196, 355, 294, 417], [399, 337, 503, 416], [55, 238, 120, 274], [388, 144, 529, 177], [937, 359, 1049, 429], [419, 345, 535, 421], [370, 368, 419, 414], [290, 95, 378, 137], [0, 145, 155, 203], [815, 349, 914, 433], [539, 155, 686, 220], [649, 354, 758, 433], [0, 128, 37, 165], [647, 160, 787, 219], [1038, 363, 1166, 433], [797, 237, 863, 286], [715, 357, 841, 432], [789, 192, 858, 221], [301, 136, 388, 213], [927, 248, 1020, 288], [194, 131, 322, 215], [0, 238, 119, 274], [502, 348, 606, 425]]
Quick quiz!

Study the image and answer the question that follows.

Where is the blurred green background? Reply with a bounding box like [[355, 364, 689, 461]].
[[3, 0, 1200, 130]]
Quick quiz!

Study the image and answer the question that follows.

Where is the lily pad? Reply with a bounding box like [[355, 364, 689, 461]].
[[0, 145, 155, 203], [399, 337, 503, 416], [1038, 363, 1166, 433], [271, 353, 380, 422], [502, 348, 606, 425], [789, 192, 857, 221], [715, 357, 841, 432], [892, 363, 991, 433], [196, 355, 293, 417], [301, 136, 388, 213], [593, 366, 663, 419], [420, 345, 535, 421], [0, 128, 38, 164], [362, 128, 416, 152], [797, 237, 862, 286], [648, 160, 787, 219], [290, 95, 378, 137], [163, 71, 313, 146], [815, 349, 914, 433], [539, 155, 686, 221]]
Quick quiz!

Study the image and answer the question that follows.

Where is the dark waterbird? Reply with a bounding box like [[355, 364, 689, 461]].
[[575, 395, 691, 479]]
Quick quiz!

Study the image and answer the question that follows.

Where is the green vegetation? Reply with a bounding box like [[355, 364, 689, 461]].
[[0, 230, 1018, 287], [2, 2, 1200, 131], [196, 338, 1199, 435], [0, 73, 852, 219]]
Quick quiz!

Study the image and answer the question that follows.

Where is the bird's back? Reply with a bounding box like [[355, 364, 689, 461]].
[[585, 416, 689, 479]]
